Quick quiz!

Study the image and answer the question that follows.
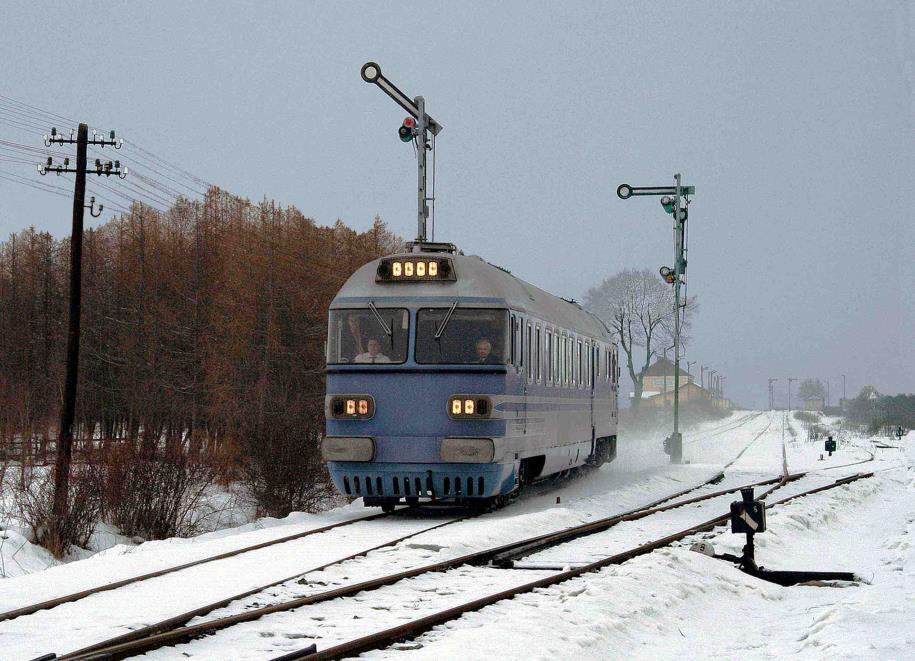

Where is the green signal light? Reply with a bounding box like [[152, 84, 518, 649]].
[[398, 126, 413, 142], [660, 196, 675, 214]]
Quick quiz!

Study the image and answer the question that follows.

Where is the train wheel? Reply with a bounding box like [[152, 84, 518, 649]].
[[381, 503, 396, 513]]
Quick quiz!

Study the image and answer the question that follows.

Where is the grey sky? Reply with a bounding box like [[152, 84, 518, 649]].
[[1, 1, 913, 408]]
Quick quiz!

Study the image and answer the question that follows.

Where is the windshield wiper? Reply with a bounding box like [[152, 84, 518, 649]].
[[368, 301, 392, 337], [434, 301, 458, 339]]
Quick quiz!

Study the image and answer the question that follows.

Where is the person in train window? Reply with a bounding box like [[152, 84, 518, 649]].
[[474, 337, 500, 364], [354, 337, 391, 363]]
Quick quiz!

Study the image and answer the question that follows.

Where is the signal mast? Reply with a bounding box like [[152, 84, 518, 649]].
[[361, 62, 443, 251]]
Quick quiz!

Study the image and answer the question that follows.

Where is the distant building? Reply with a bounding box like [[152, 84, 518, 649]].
[[631, 357, 726, 409], [641, 357, 690, 394], [804, 396, 824, 412]]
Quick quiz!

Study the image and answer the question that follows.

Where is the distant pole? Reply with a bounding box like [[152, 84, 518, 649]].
[[842, 374, 846, 404], [787, 377, 797, 411], [701, 365, 706, 390], [768, 377, 778, 410]]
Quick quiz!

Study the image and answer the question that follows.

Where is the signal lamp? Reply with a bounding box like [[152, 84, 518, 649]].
[[659, 266, 675, 284], [398, 117, 416, 143], [660, 196, 675, 214]]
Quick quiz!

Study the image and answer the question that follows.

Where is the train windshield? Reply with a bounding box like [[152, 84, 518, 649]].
[[327, 308, 409, 364], [415, 308, 509, 365]]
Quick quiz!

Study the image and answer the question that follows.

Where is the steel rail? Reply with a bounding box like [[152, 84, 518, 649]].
[[289, 471, 875, 661], [0, 509, 405, 623], [56, 418, 779, 659], [57, 515, 471, 660], [61, 472, 790, 660]]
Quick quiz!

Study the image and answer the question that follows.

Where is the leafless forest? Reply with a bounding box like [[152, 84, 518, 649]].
[[0, 188, 399, 553]]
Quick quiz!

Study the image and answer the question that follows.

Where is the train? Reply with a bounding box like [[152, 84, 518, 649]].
[[322, 242, 619, 510]]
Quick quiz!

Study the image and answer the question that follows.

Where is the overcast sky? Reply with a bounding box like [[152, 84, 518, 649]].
[[1, 1, 913, 408]]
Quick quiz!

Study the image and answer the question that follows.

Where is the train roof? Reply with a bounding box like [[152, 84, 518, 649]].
[[330, 251, 613, 340]]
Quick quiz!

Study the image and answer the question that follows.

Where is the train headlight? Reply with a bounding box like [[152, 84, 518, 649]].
[[328, 395, 375, 420], [376, 257, 455, 282], [447, 395, 492, 419]]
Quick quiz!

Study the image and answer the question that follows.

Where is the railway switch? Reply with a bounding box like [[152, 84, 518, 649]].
[[730, 487, 766, 535]]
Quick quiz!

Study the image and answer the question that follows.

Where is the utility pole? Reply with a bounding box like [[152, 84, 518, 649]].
[[617, 176, 694, 464], [700, 365, 706, 390], [768, 378, 778, 410], [39, 124, 125, 551], [842, 374, 846, 407], [787, 377, 797, 412], [719, 376, 727, 405], [360, 62, 442, 248]]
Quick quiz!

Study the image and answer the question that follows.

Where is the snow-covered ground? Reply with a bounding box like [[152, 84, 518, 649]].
[[0, 410, 910, 660]]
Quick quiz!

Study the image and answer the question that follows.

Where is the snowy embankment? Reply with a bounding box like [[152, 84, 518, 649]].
[[382, 423, 914, 660], [0, 412, 910, 660]]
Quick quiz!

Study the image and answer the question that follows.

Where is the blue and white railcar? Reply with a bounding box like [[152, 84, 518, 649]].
[[323, 244, 619, 509]]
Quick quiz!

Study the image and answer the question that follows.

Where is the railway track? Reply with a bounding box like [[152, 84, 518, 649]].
[[287, 471, 874, 661], [27, 412, 876, 659], [12, 414, 769, 629], [49, 415, 823, 660], [70, 468, 872, 661], [0, 507, 447, 624]]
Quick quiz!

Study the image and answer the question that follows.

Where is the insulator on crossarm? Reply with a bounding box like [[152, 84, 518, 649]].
[[119, 166, 128, 179]]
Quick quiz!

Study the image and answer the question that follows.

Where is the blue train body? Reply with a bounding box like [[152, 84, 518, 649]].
[[323, 244, 619, 509]]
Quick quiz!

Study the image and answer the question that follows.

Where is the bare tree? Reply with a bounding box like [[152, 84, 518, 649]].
[[797, 378, 826, 402], [584, 268, 696, 409]]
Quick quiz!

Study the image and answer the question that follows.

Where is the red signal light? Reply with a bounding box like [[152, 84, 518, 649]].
[[402, 117, 416, 128]]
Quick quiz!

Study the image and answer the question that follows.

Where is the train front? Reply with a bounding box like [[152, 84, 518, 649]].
[[322, 250, 515, 509]]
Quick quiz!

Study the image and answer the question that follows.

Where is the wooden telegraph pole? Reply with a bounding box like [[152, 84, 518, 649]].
[[39, 124, 125, 551]]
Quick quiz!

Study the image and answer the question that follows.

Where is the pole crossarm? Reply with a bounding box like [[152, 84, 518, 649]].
[[617, 184, 695, 199]]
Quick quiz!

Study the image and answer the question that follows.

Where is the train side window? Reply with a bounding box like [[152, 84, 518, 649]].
[[535, 326, 541, 382], [527, 323, 533, 381], [510, 315, 516, 365], [519, 317, 524, 369], [577, 339, 582, 387], [560, 335, 569, 386], [571, 337, 577, 387], [567, 336, 573, 386], [546, 330, 552, 384]]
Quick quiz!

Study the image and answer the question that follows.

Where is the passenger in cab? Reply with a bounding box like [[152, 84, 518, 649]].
[[474, 337, 500, 364], [355, 337, 391, 363]]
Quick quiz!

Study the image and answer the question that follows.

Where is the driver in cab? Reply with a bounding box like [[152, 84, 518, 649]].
[[355, 337, 391, 364], [474, 337, 500, 364]]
